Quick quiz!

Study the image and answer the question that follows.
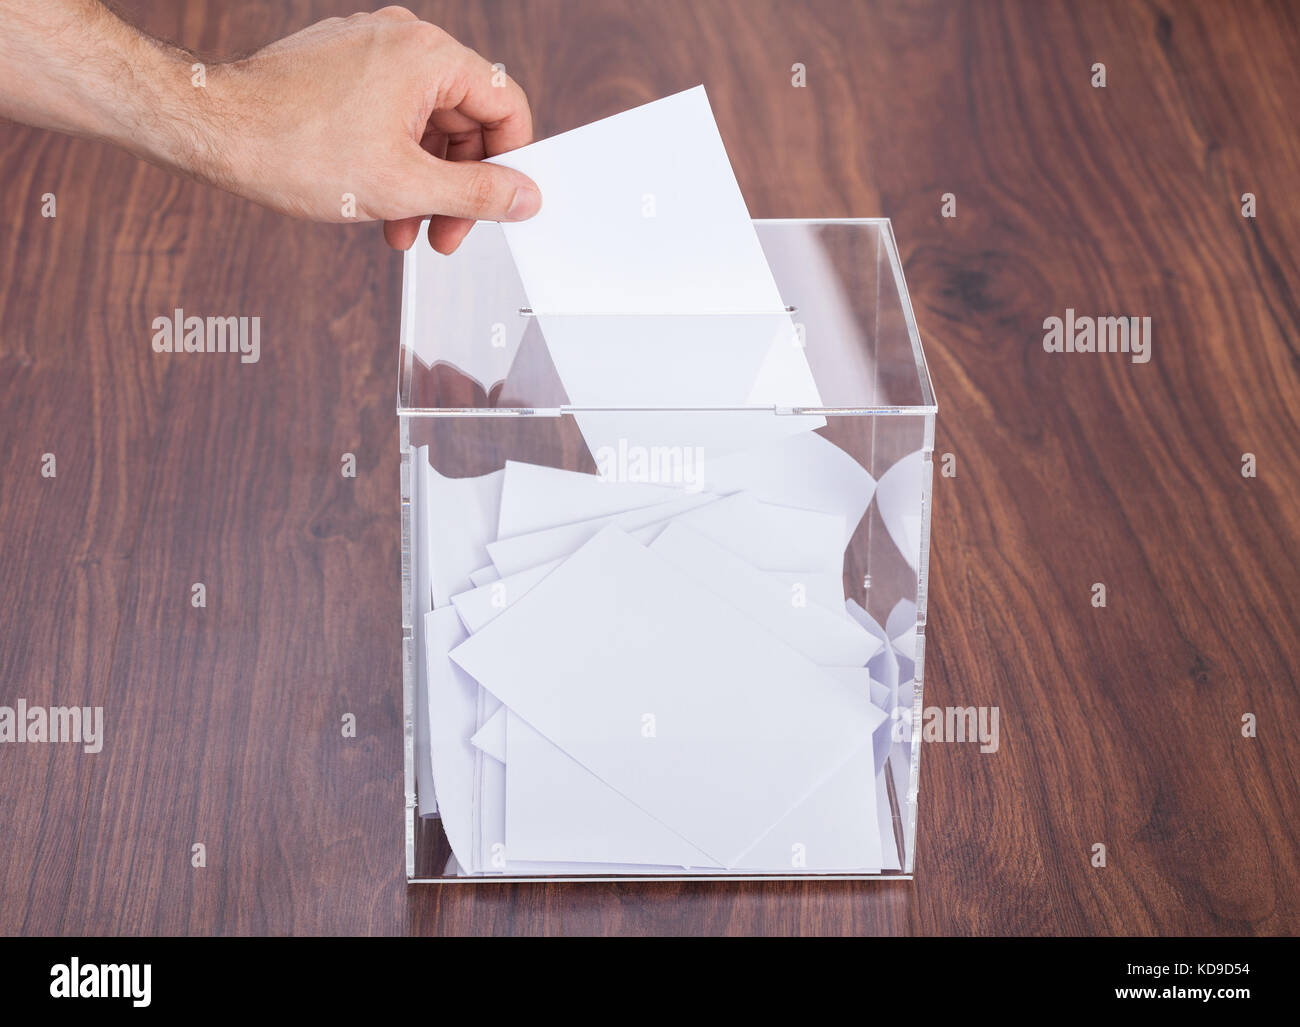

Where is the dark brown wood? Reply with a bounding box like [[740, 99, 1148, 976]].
[[1, 0, 1297, 936]]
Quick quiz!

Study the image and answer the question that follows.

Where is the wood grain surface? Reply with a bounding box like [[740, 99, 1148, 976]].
[[1, 0, 1297, 936]]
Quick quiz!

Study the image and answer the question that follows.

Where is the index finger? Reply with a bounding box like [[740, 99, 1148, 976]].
[[433, 42, 533, 157]]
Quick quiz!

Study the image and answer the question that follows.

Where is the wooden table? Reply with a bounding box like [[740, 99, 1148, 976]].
[[2, 0, 1297, 936]]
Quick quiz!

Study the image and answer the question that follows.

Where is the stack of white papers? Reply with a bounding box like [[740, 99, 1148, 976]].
[[408, 88, 925, 875], [414, 444, 930, 875]]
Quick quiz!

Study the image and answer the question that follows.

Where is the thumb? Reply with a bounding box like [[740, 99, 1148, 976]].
[[393, 148, 541, 222]]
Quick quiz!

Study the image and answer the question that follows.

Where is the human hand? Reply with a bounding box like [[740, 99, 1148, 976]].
[[209, 7, 540, 252], [0, 3, 540, 254]]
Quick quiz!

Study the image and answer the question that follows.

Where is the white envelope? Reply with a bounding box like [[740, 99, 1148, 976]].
[[467, 564, 499, 587], [767, 570, 846, 612], [887, 596, 920, 682], [734, 743, 882, 871], [454, 513, 688, 634], [506, 712, 721, 867], [470, 708, 506, 764], [875, 448, 927, 572], [672, 492, 846, 572], [496, 459, 688, 539], [648, 522, 879, 666], [422, 607, 480, 869], [846, 598, 903, 775], [459, 495, 845, 632], [450, 527, 883, 866], [700, 430, 876, 546], [476, 701, 508, 872], [426, 465, 505, 607], [488, 671, 885, 871], [847, 598, 902, 704], [470, 702, 693, 877], [485, 492, 716, 577], [452, 560, 560, 634], [733, 666, 883, 871]]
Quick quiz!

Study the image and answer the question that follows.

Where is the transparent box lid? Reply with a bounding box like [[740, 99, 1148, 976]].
[[398, 219, 935, 416]]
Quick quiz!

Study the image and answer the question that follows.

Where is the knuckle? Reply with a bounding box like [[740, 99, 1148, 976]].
[[408, 20, 449, 48], [462, 167, 500, 216]]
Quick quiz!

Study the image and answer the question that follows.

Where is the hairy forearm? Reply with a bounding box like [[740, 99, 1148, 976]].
[[0, 2, 539, 249], [0, 0, 231, 184]]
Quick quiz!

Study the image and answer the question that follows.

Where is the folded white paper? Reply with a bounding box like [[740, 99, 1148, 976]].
[[450, 527, 883, 866], [467, 564, 499, 588], [875, 449, 927, 573], [487, 85, 825, 461], [497, 459, 687, 539], [452, 560, 560, 634], [846, 597, 903, 774], [461, 492, 847, 631], [470, 707, 506, 764], [648, 522, 879, 666], [506, 712, 721, 867], [426, 466, 505, 607], [487, 86, 789, 317], [886, 596, 919, 683], [485, 492, 716, 577], [491, 666, 885, 871], [768, 570, 846, 613], [701, 430, 875, 546], [422, 606, 480, 867], [672, 492, 846, 572]]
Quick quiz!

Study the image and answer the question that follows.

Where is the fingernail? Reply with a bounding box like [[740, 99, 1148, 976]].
[[505, 184, 542, 221]]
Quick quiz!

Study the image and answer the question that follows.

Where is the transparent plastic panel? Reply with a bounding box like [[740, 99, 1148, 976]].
[[399, 219, 935, 882], [400, 220, 934, 414]]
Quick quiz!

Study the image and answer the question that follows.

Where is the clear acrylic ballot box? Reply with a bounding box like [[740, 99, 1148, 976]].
[[399, 218, 936, 882]]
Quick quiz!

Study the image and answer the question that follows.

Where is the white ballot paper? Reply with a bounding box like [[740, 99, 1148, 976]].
[[469, 708, 506, 765], [422, 607, 479, 864], [700, 431, 876, 547], [648, 523, 879, 667], [485, 492, 716, 577], [496, 460, 690, 538], [472, 668, 886, 871], [487, 85, 825, 460], [875, 448, 928, 573], [506, 712, 721, 867], [671, 492, 846, 572], [487, 86, 792, 317], [450, 527, 883, 867], [425, 466, 505, 607]]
